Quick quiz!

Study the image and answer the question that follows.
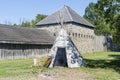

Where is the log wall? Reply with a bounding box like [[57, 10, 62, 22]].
[[0, 43, 52, 60]]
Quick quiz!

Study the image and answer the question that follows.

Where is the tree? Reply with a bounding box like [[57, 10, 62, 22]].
[[35, 14, 47, 23], [113, 15, 120, 46], [21, 14, 47, 28], [21, 21, 31, 27], [32, 14, 47, 28], [84, 0, 120, 35]]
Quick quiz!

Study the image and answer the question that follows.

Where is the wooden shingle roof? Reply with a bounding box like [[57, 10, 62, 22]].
[[36, 5, 94, 28], [0, 24, 55, 44]]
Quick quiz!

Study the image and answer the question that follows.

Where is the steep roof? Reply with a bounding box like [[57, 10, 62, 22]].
[[36, 6, 94, 28], [0, 24, 55, 44]]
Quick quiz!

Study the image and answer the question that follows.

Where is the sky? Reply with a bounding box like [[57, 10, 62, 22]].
[[0, 0, 97, 24]]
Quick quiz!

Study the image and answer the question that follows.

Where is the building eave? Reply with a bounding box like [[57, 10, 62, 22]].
[[0, 40, 53, 45]]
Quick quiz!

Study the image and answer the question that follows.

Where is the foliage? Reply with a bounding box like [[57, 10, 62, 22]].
[[113, 15, 120, 46], [21, 14, 47, 28], [21, 21, 31, 28], [84, 0, 120, 36]]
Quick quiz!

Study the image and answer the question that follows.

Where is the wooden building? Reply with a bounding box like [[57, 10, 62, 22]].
[[0, 24, 55, 60]]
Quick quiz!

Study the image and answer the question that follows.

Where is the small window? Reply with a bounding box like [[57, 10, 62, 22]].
[[78, 34, 80, 38], [75, 33, 77, 37], [91, 35, 93, 39], [84, 35, 86, 38], [72, 33, 74, 37], [81, 34, 83, 38], [89, 35, 90, 38], [54, 33, 56, 36]]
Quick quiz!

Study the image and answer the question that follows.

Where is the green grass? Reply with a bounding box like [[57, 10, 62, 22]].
[[0, 56, 52, 78], [82, 52, 120, 80], [0, 52, 120, 80], [0, 58, 33, 77]]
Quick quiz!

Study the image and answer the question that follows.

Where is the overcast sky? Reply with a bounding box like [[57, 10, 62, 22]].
[[0, 0, 97, 24]]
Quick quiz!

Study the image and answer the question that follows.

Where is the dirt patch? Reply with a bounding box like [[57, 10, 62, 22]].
[[0, 67, 94, 80], [38, 67, 94, 80]]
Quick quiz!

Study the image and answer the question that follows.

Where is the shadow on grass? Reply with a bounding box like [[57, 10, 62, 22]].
[[84, 54, 120, 73]]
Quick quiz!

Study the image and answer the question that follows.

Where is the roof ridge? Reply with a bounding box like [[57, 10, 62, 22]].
[[65, 6, 73, 21]]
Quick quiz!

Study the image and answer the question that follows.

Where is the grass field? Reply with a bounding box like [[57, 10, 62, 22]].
[[82, 52, 120, 80], [0, 52, 120, 80]]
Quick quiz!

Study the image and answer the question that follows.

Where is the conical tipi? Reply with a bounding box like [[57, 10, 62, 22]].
[[44, 28, 85, 68]]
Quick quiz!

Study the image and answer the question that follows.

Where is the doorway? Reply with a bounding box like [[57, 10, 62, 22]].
[[53, 47, 68, 67]]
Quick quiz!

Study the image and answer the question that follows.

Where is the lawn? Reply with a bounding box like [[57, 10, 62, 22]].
[[0, 52, 120, 80], [82, 52, 120, 80]]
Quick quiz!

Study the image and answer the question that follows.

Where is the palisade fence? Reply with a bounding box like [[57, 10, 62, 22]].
[[0, 36, 119, 60], [0, 43, 51, 60], [94, 35, 120, 52]]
